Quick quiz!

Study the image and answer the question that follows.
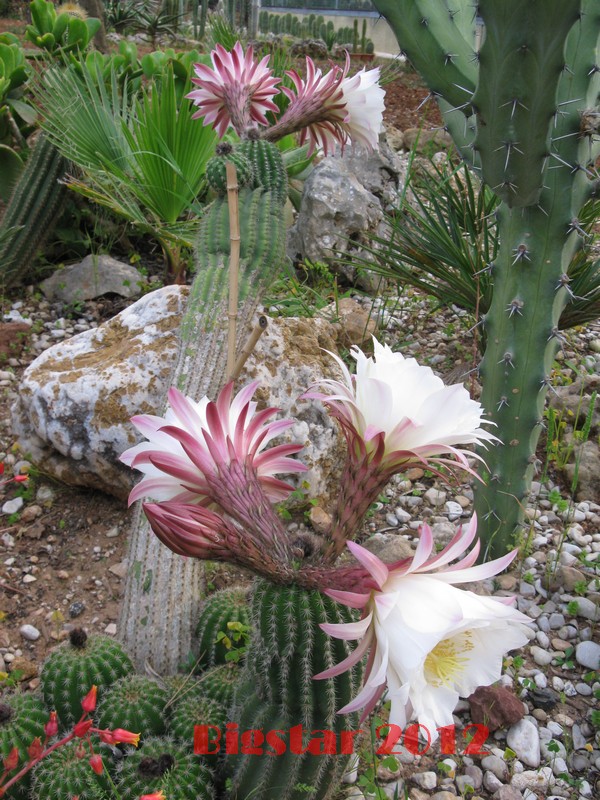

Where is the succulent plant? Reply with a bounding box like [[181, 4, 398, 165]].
[[30, 736, 112, 800], [195, 586, 250, 669], [95, 674, 169, 738], [41, 628, 134, 728], [0, 694, 49, 800], [206, 142, 254, 195]]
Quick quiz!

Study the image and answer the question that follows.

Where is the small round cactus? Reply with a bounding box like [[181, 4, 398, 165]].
[[197, 662, 240, 706], [41, 628, 134, 728], [95, 675, 169, 738], [206, 143, 254, 195], [116, 735, 215, 800], [0, 694, 49, 800], [169, 691, 225, 749], [30, 736, 112, 800], [195, 586, 250, 669]]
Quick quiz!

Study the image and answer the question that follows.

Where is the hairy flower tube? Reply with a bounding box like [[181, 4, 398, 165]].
[[186, 41, 384, 152], [187, 41, 280, 137], [315, 516, 530, 738], [120, 380, 306, 508], [306, 338, 497, 555]]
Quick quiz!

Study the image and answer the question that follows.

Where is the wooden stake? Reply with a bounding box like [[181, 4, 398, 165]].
[[228, 315, 268, 382], [226, 161, 241, 379]]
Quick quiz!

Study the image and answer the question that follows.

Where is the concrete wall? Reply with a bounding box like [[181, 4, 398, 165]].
[[264, 10, 401, 57]]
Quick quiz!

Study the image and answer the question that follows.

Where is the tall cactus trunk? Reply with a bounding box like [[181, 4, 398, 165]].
[[119, 144, 288, 672], [373, 0, 600, 558]]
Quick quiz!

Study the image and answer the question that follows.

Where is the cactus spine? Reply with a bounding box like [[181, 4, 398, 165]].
[[226, 580, 362, 800], [0, 134, 68, 289], [95, 674, 169, 737], [0, 694, 49, 800], [195, 586, 250, 668], [373, 0, 600, 557], [41, 628, 134, 728]]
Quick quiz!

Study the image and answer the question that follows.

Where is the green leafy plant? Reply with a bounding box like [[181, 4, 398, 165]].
[[25, 0, 101, 56]]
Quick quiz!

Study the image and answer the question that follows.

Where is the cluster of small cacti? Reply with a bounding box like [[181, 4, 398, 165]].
[[226, 580, 363, 800], [40, 628, 134, 728], [25, 0, 100, 55], [30, 735, 112, 800], [206, 143, 255, 196], [257, 10, 374, 51]]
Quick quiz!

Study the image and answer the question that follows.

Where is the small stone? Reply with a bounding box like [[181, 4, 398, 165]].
[[506, 719, 540, 768], [510, 767, 553, 792], [492, 788, 525, 800], [496, 574, 518, 591], [573, 597, 599, 621], [20, 504, 42, 523], [424, 488, 446, 506], [483, 771, 503, 793], [469, 685, 525, 731], [385, 512, 399, 527], [108, 561, 128, 579], [68, 601, 85, 619], [105, 526, 120, 538], [22, 574, 37, 584], [430, 793, 456, 800], [575, 640, 600, 669], [463, 765, 483, 790], [342, 754, 359, 784], [548, 612, 565, 629], [2, 497, 24, 515], [530, 645, 553, 666], [19, 624, 41, 641], [104, 623, 117, 635], [558, 565, 586, 591], [481, 755, 508, 781], [36, 485, 55, 504], [56, 570, 69, 580], [528, 687, 560, 711], [445, 500, 463, 521], [411, 772, 437, 791], [309, 506, 332, 535]]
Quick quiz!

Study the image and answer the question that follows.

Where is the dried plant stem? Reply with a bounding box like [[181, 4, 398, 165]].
[[226, 161, 241, 378], [228, 315, 268, 382]]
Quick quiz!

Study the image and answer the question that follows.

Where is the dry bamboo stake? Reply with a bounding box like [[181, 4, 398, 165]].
[[227, 315, 268, 382], [226, 161, 241, 378]]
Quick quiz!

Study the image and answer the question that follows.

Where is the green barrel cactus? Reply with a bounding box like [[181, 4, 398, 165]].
[[197, 663, 241, 705], [30, 736, 111, 800], [41, 628, 134, 728], [226, 580, 363, 800], [195, 587, 250, 669], [237, 136, 288, 204], [116, 735, 215, 800], [95, 674, 169, 738], [206, 142, 254, 195], [0, 694, 49, 800], [169, 691, 226, 750]]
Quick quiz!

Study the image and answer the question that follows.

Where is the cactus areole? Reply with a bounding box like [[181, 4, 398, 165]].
[[372, 0, 600, 557]]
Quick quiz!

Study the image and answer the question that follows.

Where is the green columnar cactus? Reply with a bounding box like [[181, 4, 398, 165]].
[[0, 694, 49, 800], [226, 581, 363, 800], [237, 136, 289, 204], [41, 628, 134, 728], [95, 675, 169, 737], [116, 735, 215, 800], [195, 587, 250, 669], [30, 736, 111, 800], [373, 0, 600, 557], [0, 133, 68, 289]]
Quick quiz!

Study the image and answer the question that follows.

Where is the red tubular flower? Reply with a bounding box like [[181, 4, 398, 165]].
[[44, 711, 59, 739], [140, 792, 166, 800], [111, 729, 140, 747], [27, 738, 42, 761], [89, 754, 103, 776], [3, 747, 19, 772], [73, 719, 93, 738], [81, 685, 97, 714], [97, 729, 117, 745]]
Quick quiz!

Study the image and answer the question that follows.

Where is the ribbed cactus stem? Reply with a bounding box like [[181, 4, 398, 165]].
[[119, 141, 288, 672]]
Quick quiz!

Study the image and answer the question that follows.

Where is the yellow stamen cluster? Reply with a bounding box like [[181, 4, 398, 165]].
[[424, 632, 474, 688]]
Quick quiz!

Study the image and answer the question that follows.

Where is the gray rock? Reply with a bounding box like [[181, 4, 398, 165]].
[[424, 487, 447, 506], [530, 645, 553, 666], [481, 755, 509, 781], [11, 286, 189, 499], [483, 771, 503, 792], [2, 497, 23, 515], [506, 719, 540, 768], [40, 254, 144, 302], [573, 597, 599, 621], [19, 624, 41, 641], [575, 641, 600, 669], [492, 788, 525, 800]]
